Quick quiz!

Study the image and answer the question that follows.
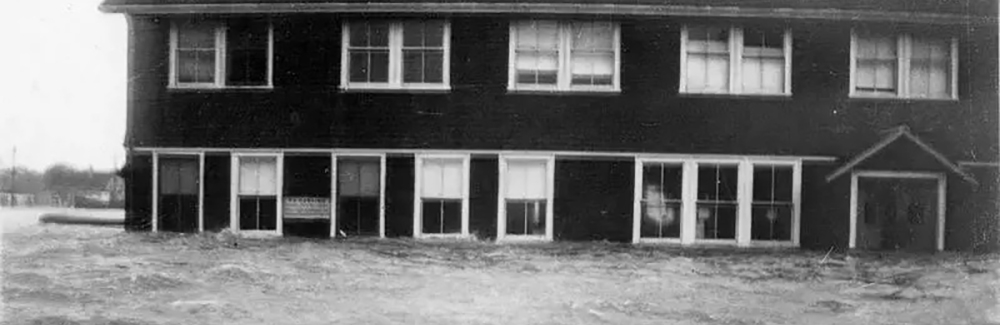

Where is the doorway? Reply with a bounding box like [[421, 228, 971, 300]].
[[852, 172, 944, 251]]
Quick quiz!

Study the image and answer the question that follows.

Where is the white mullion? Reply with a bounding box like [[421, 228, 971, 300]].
[[379, 155, 387, 238], [152, 152, 159, 232], [198, 152, 205, 232], [613, 22, 621, 91], [679, 26, 689, 93], [545, 156, 555, 241], [897, 34, 908, 97], [330, 153, 338, 238], [340, 22, 350, 88], [791, 160, 802, 246], [169, 22, 178, 87], [848, 29, 858, 97], [558, 23, 570, 90], [267, 22, 275, 88], [632, 159, 643, 244], [848, 172, 858, 249], [730, 27, 742, 94], [413, 156, 423, 238], [937, 175, 947, 251], [680, 160, 697, 244], [736, 159, 753, 247], [276, 153, 284, 235], [784, 29, 793, 95], [950, 37, 959, 99], [442, 22, 452, 88], [461, 155, 471, 236], [507, 23, 517, 91], [497, 157, 508, 240], [230, 154, 239, 232], [216, 24, 226, 87], [390, 22, 402, 87]]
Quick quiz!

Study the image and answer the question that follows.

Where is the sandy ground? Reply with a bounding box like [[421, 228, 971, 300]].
[[1, 207, 998, 325]]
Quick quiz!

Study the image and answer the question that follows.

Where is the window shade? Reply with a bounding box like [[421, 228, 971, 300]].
[[421, 159, 463, 198], [338, 159, 380, 197], [855, 34, 897, 92], [239, 157, 277, 196], [160, 158, 198, 195], [686, 27, 730, 92], [909, 37, 950, 98], [505, 160, 547, 199]]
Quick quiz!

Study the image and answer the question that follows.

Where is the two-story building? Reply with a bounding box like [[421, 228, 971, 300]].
[[100, 0, 999, 251]]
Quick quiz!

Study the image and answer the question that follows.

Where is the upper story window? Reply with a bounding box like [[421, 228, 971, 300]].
[[341, 20, 451, 91], [679, 26, 792, 96], [850, 29, 958, 100], [169, 18, 273, 89], [508, 20, 621, 93]]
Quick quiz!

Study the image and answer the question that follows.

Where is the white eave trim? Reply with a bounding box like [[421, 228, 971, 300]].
[[99, 3, 993, 25], [825, 125, 978, 185]]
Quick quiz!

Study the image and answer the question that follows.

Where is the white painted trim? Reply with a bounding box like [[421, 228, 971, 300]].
[[497, 154, 556, 242], [736, 159, 753, 247], [130, 147, 839, 162], [414, 153, 472, 238], [849, 170, 947, 251], [340, 20, 452, 91], [679, 25, 793, 96], [633, 158, 688, 244], [330, 153, 337, 238], [791, 160, 803, 246], [849, 30, 960, 100], [168, 19, 275, 90], [631, 159, 642, 244], [151, 152, 159, 232], [507, 20, 621, 93], [680, 160, 697, 244], [959, 161, 1000, 168], [230, 154, 238, 232], [231, 152, 283, 235], [198, 152, 205, 232], [331, 153, 388, 238]]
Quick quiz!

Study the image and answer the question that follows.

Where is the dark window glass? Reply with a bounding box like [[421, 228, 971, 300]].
[[422, 199, 462, 234], [239, 197, 277, 230], [226, 19, 269, 86], [505, 200, 546, 235]]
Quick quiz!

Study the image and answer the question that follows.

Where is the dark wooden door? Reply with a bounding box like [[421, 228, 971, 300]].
[[857, 177, 938, 251]]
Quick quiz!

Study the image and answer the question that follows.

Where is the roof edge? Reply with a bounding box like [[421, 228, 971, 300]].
[[825, 126, 978, 185], [98, 2, 995, 25]]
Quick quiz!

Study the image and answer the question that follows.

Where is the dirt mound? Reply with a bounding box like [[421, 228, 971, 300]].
[[109, 273, 187, 292]]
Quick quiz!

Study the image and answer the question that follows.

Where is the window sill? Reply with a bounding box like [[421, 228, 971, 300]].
[[416, 233, 472, 240], [235, 230, 282, 238], [848, 95, 959, 103], [748, 240, 797, 248], [498, 235, 552, 242], [678, 92, 792, 100], [340, 85, 451, 94], [635, 237, 682, 245], [506, 88, 621, 96], [168, 85, 274, 92]]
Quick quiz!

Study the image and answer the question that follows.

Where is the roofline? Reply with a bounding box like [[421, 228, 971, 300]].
[[98, 2, 994, 25], [825, 126, 978, 185]]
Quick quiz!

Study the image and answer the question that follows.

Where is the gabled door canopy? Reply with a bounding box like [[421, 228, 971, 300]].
[[825, 125, 977, 186]]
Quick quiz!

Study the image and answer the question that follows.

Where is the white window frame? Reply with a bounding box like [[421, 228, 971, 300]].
[[413, 153, 470, 239], [340, 20, 452, 91], [151, 151, 205, 233], [168, 19, 275, 89], [507, 20, 621, 93], [679, 25, 793, 96], [849, 30, 959, 100], [229, 152, 284, 236], [497, 154, 556, 242], [632, 156, 802, 247], [330, 152, 387, 238]]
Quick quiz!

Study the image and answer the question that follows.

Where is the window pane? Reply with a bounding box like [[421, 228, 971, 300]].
[[696, 203, 737, 239], [571, 21, 614, 51], [349, 22, 389, 47], [642, 164, 682, 201], [226, 19, 269, 86], [338, 158, 381, 198], [239, 197, 277, 231], [422, 199, 462, 234], [421, 159, 463, 199], [338, 197, 379, 235], [751, 204, 792, 241], [516, 52, 558, 85], [160, 158, 199, 195], [571, 52, 614, 86], [348, 50, 390, 83], [506, 200, 546, 235], [910, 37, 951, 98], [506, 160, 547, 199], [742, 28, 785, 93], [177, 50, 215, 83], [177, 21, 215, 49], [697, 165, 738, 201], [855, 33, 897, 94], [641, 202, 680, 238], [752, 166, 793, 202], [403, 50, 444, 84], [239, 157, 277, 196], [515, 21, 559, 50], [403, 20, 445, 47]]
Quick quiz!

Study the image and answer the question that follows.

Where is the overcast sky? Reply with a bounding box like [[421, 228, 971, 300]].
[[0, 0, 126, 172]]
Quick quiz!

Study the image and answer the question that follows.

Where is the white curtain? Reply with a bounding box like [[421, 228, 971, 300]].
[[855, 35, 897, 92], [421, 159, 463, 198], [239, 157, 277, 196], [686, 27, 730, 92], [505, 160, 547, 200], [570, 22, 614, 83], [515, 21, 560, 83], [909, 37, 950, 98]]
